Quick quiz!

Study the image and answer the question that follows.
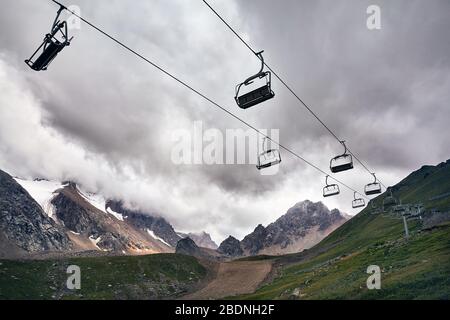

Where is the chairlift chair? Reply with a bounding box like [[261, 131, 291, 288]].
[[330, 141, 354, 173], [25, 4, 72, 71], [256, 137, 281, 170], [352, 192, 365, 209], [365, 173, 382, 196], [235, 51, 275, 109], [323, 175, 340, 197]]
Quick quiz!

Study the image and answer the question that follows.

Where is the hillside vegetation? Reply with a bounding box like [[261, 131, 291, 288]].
[[0, 254, 206, 300]]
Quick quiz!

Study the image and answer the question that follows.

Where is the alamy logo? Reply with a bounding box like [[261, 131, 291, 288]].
[[67, 5, 81, 30], [66, 265, 81, 290], [366, 265, 381, 290], [171, 121, 280, 175], [366, 5, 381, 30]]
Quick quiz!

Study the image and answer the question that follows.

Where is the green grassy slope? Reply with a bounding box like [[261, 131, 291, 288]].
[[0, 254, 206, 300], [238, 160, 450, 300]]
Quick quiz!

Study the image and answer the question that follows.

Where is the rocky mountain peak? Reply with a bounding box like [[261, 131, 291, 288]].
[[254, 224, 266, 233], [221, 200, 348, 257], [290, 200, 328, 214], [217, 236, 243, 257], [0, 170, 72, 255], [175, 237, 200, 256], [177, 231, 218, 250], [241, 224, 268, 255], [106, 200, 181, 247]]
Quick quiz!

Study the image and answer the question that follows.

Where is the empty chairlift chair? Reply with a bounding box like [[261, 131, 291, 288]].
[[365, 173, 382, 196], [256, 137, 281, 170], [25, 4, 72, 71], [352, 192, 365, 209], [235, 51, 275, 109], [323, 175, 340, 197], [330, 141, 354, 173]]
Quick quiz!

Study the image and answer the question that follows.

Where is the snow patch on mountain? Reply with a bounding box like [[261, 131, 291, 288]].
[[79, 190, 106, 212], [177, 231, 218, 250], [14, 178, 63, 205], [147, 229, 171, 247], [14, 178, 65, 220], [14, 178, 128, 224], [89, 236, 102, 250], [106, 207, 124, 221], [74, 187, 130, 223]]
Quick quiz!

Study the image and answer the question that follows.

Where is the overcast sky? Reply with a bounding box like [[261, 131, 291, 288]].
[[0, 0, 449, 243]]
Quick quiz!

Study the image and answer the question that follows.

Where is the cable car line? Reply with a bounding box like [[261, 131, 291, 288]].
[[48, 0, 369, 199], [202, 0, 388, 190]]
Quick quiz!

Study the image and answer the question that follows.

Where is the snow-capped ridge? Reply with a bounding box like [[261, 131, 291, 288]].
[[14, 177, 65, 221], [147, 229, 171, 247]]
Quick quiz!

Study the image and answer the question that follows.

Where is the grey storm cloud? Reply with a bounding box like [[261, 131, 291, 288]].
[[0, 0, 449, 242]]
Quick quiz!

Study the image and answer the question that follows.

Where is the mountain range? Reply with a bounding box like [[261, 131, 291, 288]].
[[217, 200, 348, 258], [0, 169, 345, 259], [175, 200, 348, 260], [0, 171, 223, 258]]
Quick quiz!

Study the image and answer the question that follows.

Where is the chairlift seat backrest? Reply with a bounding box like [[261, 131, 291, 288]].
[[323, 176, 340, 197], [352, 198, 365, 208], [257, 149, 281, 170], [235, 51, 275, 109], [352, 191, 365, 208], [28, 39, 65, 71], [330, 141, 353, 173], [323, 184, 340, 197], [330, 154, 354, 173], [237, 83, 274, 109], [365, 182, 382, 195]]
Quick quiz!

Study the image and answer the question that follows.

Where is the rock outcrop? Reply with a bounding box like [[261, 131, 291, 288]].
[[106, 200, 181, 247], [217, 236, 243, 257], [218, 200, 348, 257], [177, 231, 218, 250], [0, 170, 71, 256]]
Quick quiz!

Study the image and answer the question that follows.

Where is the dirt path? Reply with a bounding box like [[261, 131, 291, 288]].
[[182, 260, 273, 300]]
